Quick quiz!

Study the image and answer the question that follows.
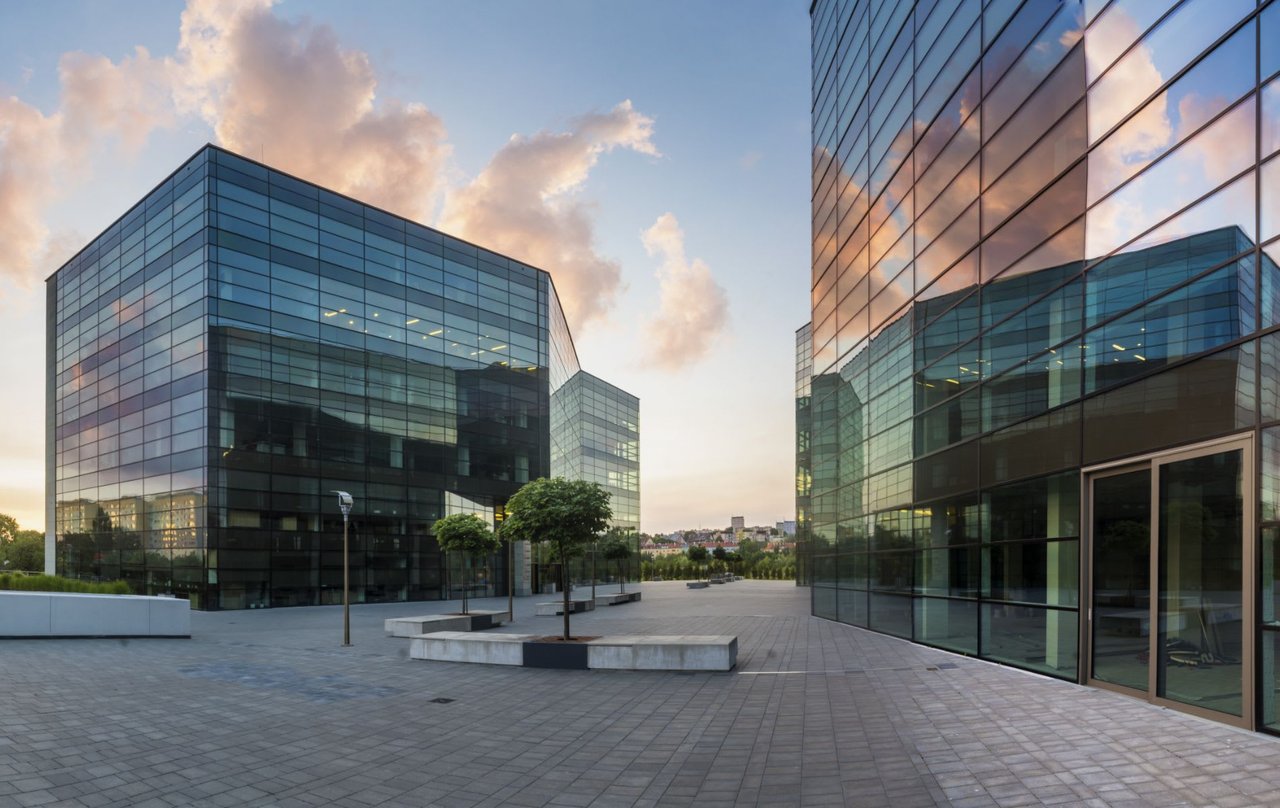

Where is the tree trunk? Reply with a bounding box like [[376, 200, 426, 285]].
[[461, 554, 468, 615], [560, 544, 571, 640], [620, 558, 625, 594], [591, 544, 597, 601]]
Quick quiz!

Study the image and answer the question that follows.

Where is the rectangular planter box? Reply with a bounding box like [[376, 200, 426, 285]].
[[385, 610, 508, 637], [523, 640, 589, 670], [0, 591, 191, 638], [535, 599, 596, 616]]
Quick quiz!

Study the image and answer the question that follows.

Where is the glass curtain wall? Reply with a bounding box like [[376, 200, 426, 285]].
[[52, 145, 578, 609], [808, 0, 1280, 712]]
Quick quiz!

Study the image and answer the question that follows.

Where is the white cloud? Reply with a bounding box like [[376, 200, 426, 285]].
[[641, 212, 728, 371], [440, 100, 658, 329]]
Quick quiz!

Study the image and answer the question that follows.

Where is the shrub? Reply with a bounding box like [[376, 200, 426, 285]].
[[0, 574, 134, 595]]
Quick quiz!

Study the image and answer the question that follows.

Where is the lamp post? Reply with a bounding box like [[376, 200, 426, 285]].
[[334, 491, 353, 646]]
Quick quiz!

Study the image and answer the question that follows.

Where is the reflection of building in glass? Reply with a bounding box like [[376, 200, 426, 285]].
[[551, 369, 641, 587], [807, 0, 1280, 732], [795, 323, 812, 585], [48, 145, 636, 610]]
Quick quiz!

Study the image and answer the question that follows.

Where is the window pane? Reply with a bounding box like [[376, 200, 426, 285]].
[[1089, 0, 1254, 142], [1089, 21, 1256, 205], [1087, 98, 1256, 259]]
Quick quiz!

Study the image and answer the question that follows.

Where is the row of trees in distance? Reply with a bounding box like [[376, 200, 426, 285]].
[[642, 539, 797, 581]]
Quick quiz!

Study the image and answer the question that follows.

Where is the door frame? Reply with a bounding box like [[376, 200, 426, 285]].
[[1080, 432, 1255, 730]]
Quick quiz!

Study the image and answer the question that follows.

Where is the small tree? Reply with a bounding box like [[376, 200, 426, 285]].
[[501, 477, 611, 640], [601, 537, 633, 594], [433, 513, 499, 615], [712, 545, 728, 572], [687, 545, 709, 580]]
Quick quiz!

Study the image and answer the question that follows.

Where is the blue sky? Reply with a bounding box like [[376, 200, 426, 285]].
[[0, 0, 812, 534]]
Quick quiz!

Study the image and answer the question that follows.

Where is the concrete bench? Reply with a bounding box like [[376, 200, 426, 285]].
[[409, 631, 534, 666], [588, 635, 738, 671], [409, 631, 738, 671], [535, 599, 595, 616], [686, 581, 709, 589], [384, 609, 508, 637], [594, 592, 642, 607]]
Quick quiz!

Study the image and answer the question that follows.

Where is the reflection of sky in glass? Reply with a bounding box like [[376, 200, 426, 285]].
[[1085, 0, 1176, 83], [1088, 0, 1253, 142], [1088, 22, 1255, 205], [1088, 99, 1256, 258]]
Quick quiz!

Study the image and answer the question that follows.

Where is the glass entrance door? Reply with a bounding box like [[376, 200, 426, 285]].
[[1085, 437, 1253, 728]]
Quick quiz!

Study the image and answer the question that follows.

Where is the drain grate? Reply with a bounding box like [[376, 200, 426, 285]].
[[429, 697, 455, 704]]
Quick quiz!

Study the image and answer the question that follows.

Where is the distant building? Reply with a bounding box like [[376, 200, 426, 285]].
[[776, 520, 796, 536], [730, 516, 745, 533]]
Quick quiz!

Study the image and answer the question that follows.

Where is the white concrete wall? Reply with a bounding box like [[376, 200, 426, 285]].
[[0, 591, 191, 637]]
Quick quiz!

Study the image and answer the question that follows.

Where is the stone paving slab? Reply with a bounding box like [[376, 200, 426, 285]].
[[4, 581, 1280, 806]]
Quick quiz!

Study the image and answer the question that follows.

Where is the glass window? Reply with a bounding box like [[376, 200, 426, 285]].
[[983, 102, 1086, 233], [1085, 0, 1179, 82], [983, 539, 1079, 607], [914, 597, 977, 653], [980, 603, 1078, 678], [983, 2, 1084, 140], [1089, 21, 1256, 205], [1087, 98, 1256, 259], [1082, 342, 1255, 464], [983, 163, 1087, 281], [1089, 0, 1254, 142]]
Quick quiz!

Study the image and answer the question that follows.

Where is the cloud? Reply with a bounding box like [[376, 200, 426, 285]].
[[641, 212, 728, 371], [440, 100, 658, 329], [175, 0, 450, 221], [0, 97, 66, 286], [0, 0, 654, 320]]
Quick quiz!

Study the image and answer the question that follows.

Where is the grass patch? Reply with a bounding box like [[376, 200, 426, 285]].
[[0, 574, 131, 595]]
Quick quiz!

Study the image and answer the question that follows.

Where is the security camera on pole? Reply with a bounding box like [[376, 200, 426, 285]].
[[334, 491, 354, 646]]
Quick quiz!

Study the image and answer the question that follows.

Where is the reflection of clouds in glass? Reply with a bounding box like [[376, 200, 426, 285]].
[[1263, 79, 1280, 160], [1099, 172, 1256, 261], [1089, 99, 1255, 258], [1088, 0, 1252, 143], [1090, 22, 1256, 205]]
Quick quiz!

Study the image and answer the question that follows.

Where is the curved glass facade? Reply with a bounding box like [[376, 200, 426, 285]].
[[49, 145, 637, 610], [808, 0, 1280, 730]]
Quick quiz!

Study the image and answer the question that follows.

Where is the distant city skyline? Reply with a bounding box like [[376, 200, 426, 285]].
[[0, 0, 811, 535]]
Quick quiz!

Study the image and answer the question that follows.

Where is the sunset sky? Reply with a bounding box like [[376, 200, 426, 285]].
[[0, 0, 812, 534]]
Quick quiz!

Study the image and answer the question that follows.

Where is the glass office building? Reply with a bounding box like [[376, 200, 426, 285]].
[[48, 144, 637, 611], [807, 0, 1280, 731]]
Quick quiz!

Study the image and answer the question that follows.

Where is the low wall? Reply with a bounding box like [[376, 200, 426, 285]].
[[0, 591, 191, 638]]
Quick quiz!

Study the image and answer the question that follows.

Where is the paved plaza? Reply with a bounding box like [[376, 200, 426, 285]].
[[3, 581, 1280, 807]]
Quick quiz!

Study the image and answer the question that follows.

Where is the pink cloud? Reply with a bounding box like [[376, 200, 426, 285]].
[[641, 212, 728, 371], [440, 100, 658, 329]]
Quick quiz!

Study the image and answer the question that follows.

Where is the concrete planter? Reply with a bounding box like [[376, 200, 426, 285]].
[[686, 581, 709, 589], [594, 592, 642, 607], [534, 598, 595, 616], [0, 591, 191, 638], [384, 609, 508, 637], [409, 631, 738, 671], [523, 640, 590, 670]]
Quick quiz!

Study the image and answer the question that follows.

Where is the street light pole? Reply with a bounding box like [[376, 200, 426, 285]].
[[334, 491, 354, 646]]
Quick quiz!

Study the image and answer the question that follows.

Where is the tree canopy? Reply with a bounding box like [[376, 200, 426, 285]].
[[433, 513, 499, 615], [501, 477, 611, 639]]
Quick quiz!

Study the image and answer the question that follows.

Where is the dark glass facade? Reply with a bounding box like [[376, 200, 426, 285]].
[[808, 0, 1280, 731], [49, 144, 636, 610]]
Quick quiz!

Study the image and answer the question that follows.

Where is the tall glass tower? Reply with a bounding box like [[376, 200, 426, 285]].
[[808, 0, 1280, 732]]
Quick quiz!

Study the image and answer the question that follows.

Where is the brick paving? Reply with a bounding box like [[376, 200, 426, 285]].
[[3, 581, 1280, 806]]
